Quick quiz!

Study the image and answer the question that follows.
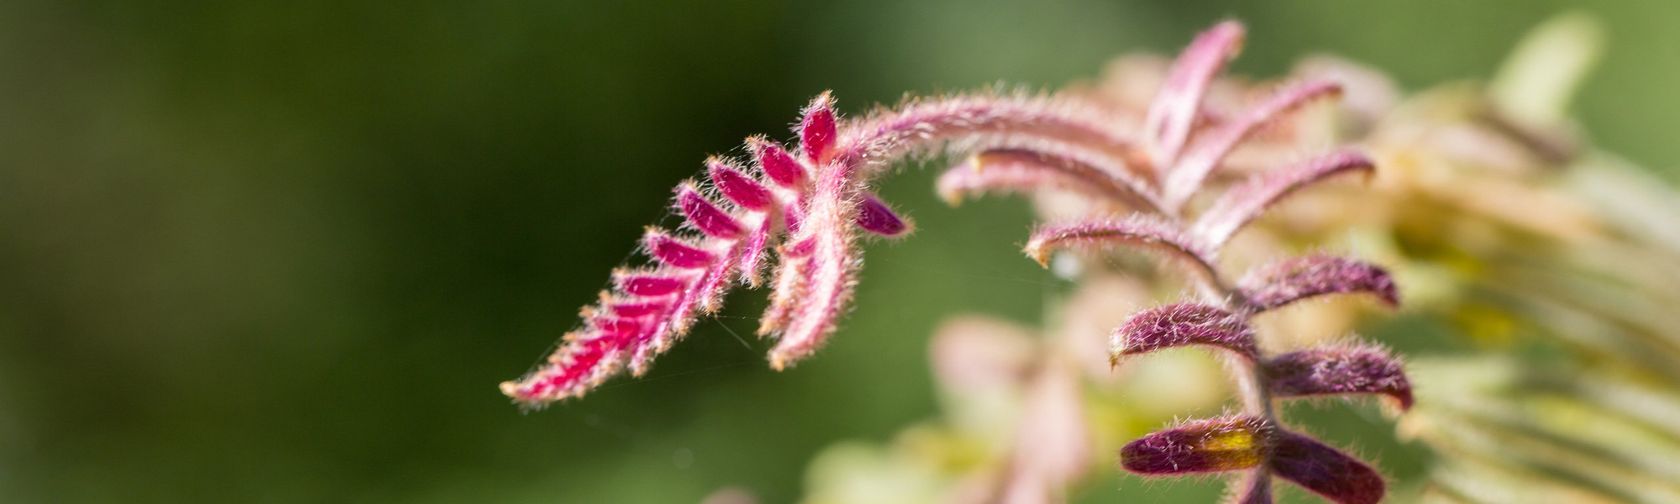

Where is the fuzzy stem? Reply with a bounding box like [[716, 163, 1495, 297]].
[[1233, 352, 1276, 418], [1185, 236, 1278, 501]]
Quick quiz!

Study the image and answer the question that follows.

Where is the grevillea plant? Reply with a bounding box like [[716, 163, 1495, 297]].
[[503, 21, 1411, 503]]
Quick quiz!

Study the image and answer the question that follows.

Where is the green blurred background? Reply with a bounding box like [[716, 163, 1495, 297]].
[[1, 0, 1676, 502]]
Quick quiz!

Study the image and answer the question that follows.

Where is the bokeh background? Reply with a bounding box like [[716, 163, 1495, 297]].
[[2, 0, 1677, 502]]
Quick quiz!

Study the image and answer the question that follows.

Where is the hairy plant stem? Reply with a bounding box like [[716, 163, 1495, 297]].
[[1229, 338, 1277, 501], [1169, 200, 1275, 423], [1190, 212, 1279, 501]]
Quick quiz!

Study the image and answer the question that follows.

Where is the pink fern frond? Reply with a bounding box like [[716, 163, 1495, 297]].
[[505, 174, 768, 404], [1192, 149, 1373, 247], [631, 259, 739, 373]]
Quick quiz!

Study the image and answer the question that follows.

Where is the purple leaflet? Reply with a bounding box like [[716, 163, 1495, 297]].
[[1164, 80, 1345, 208], [1145, 20, 1245, 167], [590, 316, 645, 336], [1269, 430, 1385, 504], [1265, 345, 1413, 410], [1120, 415, 1271, 475], [603, 298, 669, 318], [936, 148, 1161, 211], [1111, 303, 1260, 361], [612, 270, 688, 297], [1023, 215, 1219, 288], [1239, 254, 1398, 311], [1192, 149, 1374, 247], [643, 230, 716, 269], [676, 184, 746, 239], [748, 136, 807, 188], [800, 91, 838, 164], [854, 192, 912, 237], [707, 158, 773, 211]]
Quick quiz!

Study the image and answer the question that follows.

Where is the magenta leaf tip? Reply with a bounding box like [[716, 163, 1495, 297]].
[[800, 91, 838, 164], [855, 192, 912, 237]]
